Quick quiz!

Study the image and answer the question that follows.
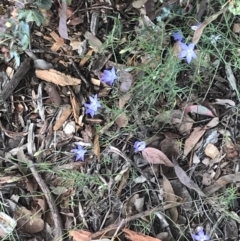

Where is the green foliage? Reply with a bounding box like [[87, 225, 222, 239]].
[[35, 0, 53, 10], [18, 9, 45, 27], [228, 0, 240, 15]]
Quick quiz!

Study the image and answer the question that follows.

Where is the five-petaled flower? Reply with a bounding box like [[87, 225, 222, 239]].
[[72, 144, 87, 161], [85, 94, 101, 118], [134, 141, 146, 152], [172, 31, 184, 42], [178, 42, 197, 64], [101, 67, 118, 86], [192, 227, 209, 241]]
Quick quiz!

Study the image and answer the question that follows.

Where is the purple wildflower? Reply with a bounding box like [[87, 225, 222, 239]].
[[172, 31, 183, 42], [85, 94, 101, 118], [178, 42, 197, 64], [101, 67, 118, 86], [134, 141, 146, 152], [192, 227, 209, 241], [72, 144, 87, 161]]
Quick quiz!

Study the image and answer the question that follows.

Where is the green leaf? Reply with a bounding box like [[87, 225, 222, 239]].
[[35, 0, 53, 10], [228, 1, 240, 15]]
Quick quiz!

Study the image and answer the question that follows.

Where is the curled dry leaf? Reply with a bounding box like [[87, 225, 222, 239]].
[[123, 228, 162, 241], [162, 175, 178, 222], [14, 207, 44, 233], [69, 230, 92, 241], [172, 158, 205, 197], [142, 147, 173, 167], [203, 173, 240, 196], [215, 99, 235, 107]]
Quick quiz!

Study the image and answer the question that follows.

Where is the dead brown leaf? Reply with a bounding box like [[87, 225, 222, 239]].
[[142, 147, 174, 167], [173, 158, 205, 197], [203, 173, 240, 196], [184, 117, 219, 156], [69, 230, 92, 241], [119, 93, 131, 109], [14, 207, 44, 233], [50, 31, 64, 51], [115, 113, 128, 127], [36, 69, 81, 86], [53, 105, 72, 131], [70, 93, 81, 125], [162, 175, 178, 222], [80, 49, 94, 66], [93, 133, 100, 162], [123, 228, 162, 241], [192, 7, 227, 45]]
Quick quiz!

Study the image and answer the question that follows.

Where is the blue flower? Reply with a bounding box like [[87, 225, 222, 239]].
[[134, 141, 146, 152], [192, 227, 209, 241], [85, 94, 101, 118], [101, 67, 118, 85], [172, 31, 183, 42], [178, 42, 197, 64], [72, 144, 87, 161]]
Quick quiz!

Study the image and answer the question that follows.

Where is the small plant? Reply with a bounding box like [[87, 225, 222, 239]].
[[0, 0, 53, 65]]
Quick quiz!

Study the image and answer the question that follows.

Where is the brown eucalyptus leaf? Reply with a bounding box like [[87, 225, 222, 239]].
[[192, 7, 227, 45], [172, 159, 205, 197], [142, 147, 173, 167], [162, 175, 178, 222]]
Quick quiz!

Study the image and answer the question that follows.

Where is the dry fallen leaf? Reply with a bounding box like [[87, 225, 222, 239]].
[[205, 144, 219, 159], [14, 207, 44, 233], [173, 158, 205, 197], [123, 228, 162, 241], [203, 173, 240, 196], [184, 117, 219, 156], [115, 113, 128, 127], [36, 69, 81, 86], [192, 7, 227, 45], [69, 230, 92, 241], [162, 175, 178, 222], [142, 147, 174, 167], [53, 105, 72, 131], [93, 133, 100, 162], [185, 105, 215, 117]]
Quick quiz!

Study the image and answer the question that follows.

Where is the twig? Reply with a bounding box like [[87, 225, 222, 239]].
[[18, 150, 63, 241]]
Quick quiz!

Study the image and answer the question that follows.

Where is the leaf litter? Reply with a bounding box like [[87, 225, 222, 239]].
[[0, 0, 240, 240]]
